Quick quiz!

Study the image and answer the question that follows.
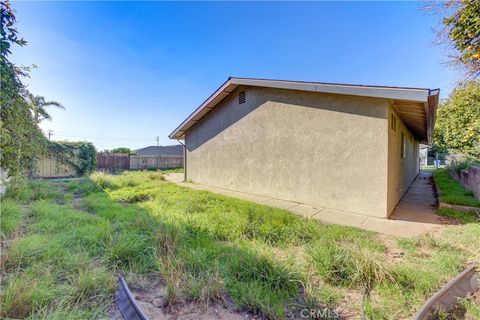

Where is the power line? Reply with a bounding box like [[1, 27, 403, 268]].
[[51, 131, 158, 140], [51, 133, 157, 142]]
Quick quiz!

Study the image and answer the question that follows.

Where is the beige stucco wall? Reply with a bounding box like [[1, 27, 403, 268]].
[[185, 86, 391, 218], [386, 105, 420, 216]]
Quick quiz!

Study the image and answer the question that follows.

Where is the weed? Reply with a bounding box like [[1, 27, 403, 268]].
[[185, 269, 223, 304], [308, 241, 392, 289], [67, 266, 115, 305], [154, 223, 180, 256], [89, 171, 116, 189], [437, 207, 480, 224], [0, 199, 24, 239], [434, 169, 480, 207], [2, 171, 478, 319], [0, 272, 63, 318], [159, 256, 185, 306], [108, 231, 156, 272], [147, 172, 165, 180]]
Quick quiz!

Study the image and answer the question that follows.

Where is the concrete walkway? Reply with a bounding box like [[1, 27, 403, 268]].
[[390, 171, 443, 224], [164, 172, 444, 237]]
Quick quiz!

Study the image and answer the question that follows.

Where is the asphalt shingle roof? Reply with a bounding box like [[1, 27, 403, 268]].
[[134, 145, 183, 156]]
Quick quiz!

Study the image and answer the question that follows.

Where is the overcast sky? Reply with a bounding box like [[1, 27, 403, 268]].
[[11, 1, 460, 151]]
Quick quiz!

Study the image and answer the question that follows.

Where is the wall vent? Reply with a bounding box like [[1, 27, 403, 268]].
[[238, 91, 246, 104]]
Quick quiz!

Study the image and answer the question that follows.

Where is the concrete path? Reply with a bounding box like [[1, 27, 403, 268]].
[[390, 171, 443, 224], [164, 172, 444, 237]]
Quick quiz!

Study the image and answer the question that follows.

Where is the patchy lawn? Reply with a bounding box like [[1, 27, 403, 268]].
[[433, 169, 480, 208], [1, 171, 479, 319]]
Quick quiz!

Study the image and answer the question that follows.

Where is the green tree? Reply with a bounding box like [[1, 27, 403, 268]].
[[429, 0, 480, 79], [1, 1, 46, 175], [109, 147, 136, 155], [434, 81, 480, 159], [27, 93, 65, 123]]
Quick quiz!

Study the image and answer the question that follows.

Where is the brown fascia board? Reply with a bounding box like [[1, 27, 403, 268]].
[[169, 77, 435, 140], [426, 89, 440, 145]]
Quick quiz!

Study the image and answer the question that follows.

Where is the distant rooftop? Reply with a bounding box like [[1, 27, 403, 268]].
[[134, 145, 183, 156]]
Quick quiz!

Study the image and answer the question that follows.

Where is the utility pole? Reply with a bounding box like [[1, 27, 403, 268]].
[[48, 130, 53, 141], [155, 136, 160, 170]]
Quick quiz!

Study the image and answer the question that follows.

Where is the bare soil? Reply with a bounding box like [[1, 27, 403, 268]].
[[108, 276, 258, 320]]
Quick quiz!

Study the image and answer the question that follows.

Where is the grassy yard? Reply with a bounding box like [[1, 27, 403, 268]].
[[1, 171, 479, 319], [433, 169, 480, 208]]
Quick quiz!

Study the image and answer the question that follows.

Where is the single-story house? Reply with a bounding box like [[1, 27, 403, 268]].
[[135, 145, 183, 156], [169, 77, 439, 219]]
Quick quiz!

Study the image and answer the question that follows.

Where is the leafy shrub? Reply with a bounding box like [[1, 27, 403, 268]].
[[4, 175, 31, 201], [89, 171, 115, 189], [147, 172, 165, 180], [450, 161, 470, 173]]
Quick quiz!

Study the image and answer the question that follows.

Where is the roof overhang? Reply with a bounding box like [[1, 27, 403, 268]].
[[169, 77, 439, 143]]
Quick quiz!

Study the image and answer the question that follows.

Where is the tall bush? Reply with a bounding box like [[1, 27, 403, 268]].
[[1, 1, 47, 175], [434, 81, 480, 160]]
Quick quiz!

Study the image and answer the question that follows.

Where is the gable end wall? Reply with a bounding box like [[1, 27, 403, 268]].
[[185, 86, 390, 218]]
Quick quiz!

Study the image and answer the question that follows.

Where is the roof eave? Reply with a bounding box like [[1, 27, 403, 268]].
[[426, 89, 440, 145], [169, 78, 236, 140], [169, 77, 436, 140]]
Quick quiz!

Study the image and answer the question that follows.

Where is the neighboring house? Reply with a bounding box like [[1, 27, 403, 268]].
[[134, 145, 183, 156], [169, 77, 439, 219], [419, 144, 428, 166]]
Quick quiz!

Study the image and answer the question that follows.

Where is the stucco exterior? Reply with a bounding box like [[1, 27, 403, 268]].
[[185, 86, 393, 218]]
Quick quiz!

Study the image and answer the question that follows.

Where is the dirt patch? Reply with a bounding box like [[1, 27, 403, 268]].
[[73, 192, 83, 210], [333, 289, 363, 319], [437, 215, 464, 225], [53, 183, 69, 205], [108, 276, 257, 320], [376, 234, 405, 263]]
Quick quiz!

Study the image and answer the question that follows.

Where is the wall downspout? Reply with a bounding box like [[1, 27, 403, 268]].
[[177, 139, 186, 182]]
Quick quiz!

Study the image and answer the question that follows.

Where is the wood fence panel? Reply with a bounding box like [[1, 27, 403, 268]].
[[35, 155, 78, 178], [130, 155, 183, 170], [96, 153, 130, 171]]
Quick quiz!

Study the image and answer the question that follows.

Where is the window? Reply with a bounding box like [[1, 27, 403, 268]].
[[238, 91, 246, 104], [401, 132, 406, 158], [390, 114, 397, 131]]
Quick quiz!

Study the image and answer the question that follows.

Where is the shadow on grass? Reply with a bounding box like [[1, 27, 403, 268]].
[[0, 175, 332, 319]]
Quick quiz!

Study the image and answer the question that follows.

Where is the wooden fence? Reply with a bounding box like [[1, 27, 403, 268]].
[[96, 153, 130, 171], [35, 155, 78, 178], [96, 153, 183, 171], [130, 155, 183, 170]]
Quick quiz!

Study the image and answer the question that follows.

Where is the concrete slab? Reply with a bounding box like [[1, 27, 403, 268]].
[[213, 189, 271, 204], [289, 204, 325, 218], [262, 198, 301, 210], [362, 217, 442, 238], [164, 171, 445, 237], [163, 173, 184, 183], [390, 171, 443, 225], [313, 208, 369, 228]]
